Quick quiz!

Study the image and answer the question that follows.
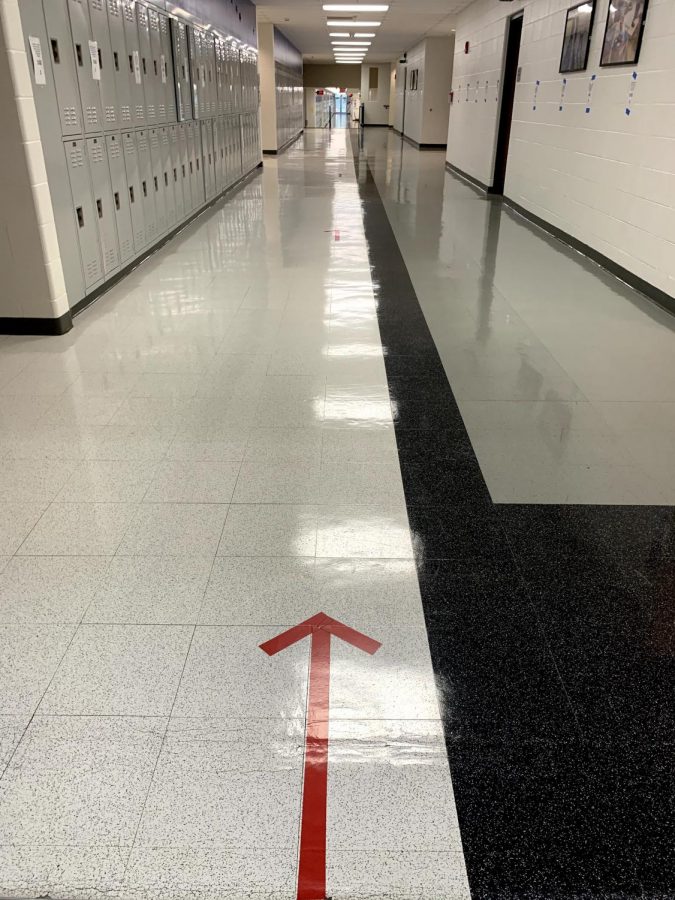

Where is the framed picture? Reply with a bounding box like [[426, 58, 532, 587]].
[[559, 1, 596, 73], [600, 0, 649, 67]]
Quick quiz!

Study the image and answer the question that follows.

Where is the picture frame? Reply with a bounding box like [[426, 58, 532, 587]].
[[559, 1, 596, 73], [600, 0, 649, 67]]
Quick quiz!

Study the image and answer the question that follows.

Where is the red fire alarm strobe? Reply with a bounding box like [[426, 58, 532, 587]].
[[317, 89, 324, 95], [464, 41, 470, 53]]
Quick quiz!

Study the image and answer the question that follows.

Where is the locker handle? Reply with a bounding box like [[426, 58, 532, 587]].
[[76, 206, 84, 228], [164, 172, 168, 187], [173, 168, 177, 182], [114, 192, 120, 211], [114, 51, 119, 71], [129, 54, 134, 73], [189, 161, 193, 173], [75, 43, 83, 67], [129, 185, 135, 204], [98, 48, 103, 70], [96, 199, 103, 219], [182, 164, 186, 177], [51, 38, 60, 64], [153, 175, 158, 192], [142, 57, 147, 75], [153, 59, 158, 76], [142, 180, 147, 197]]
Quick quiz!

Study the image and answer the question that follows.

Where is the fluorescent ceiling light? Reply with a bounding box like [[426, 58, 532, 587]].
[[332, 40, 371, 45], [354, 32, 375, 37], [327, 20, 381, 26], [336, 60, 361, 63], [329, 32, 351, 36], [323, 4, 389, 10]]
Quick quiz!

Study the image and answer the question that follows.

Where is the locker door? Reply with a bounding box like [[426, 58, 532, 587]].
[[231, 45, 241, 114], [214, 40, 224, 116], [160, 126, 176, 230], [87, 0, 118, 130], [169, 125, 184, 222], [159, 15, 177, 123], [149, 127, 166, 235], [105, 133, 134, 263], [213, 117, 223, 193], [204, 34, 215, 118], [187, 27, 198, 118], [122, 130, 146, 250], [67, 0, 103, 134], [190, 121, 205, 208], [178, 123, 192, 214], [106, 0, 132, 127], [147, 7, 164, 123], [64, 138, 103, 289], [43, 0, 83, 136], [122, 0, 144, 124], [86, 135, 120, 275], [170, 18, 192, 122], [135, 128, 157, 243], [136, 2, 155, 124], [200, 120, 211, 201]]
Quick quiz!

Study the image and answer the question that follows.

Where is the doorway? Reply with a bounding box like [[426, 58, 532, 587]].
[[492, 12, 523, 195]]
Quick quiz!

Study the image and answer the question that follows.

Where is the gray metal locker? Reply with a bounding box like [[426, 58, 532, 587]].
[[149, 127, 166, 235], [160, 126, 176, 230], [214, 39, 223, 116], [88, 0, 117, 130], [122, 129, 146, 250], [169, 125, 185, 222], [43, 0, 84, 135], [189, 27, 206, 120], [67, 0, 103, 133], [170, 17, 192, 122], [86, 135, 120, 275], [200, 119, 213, 201], [203, 34, 216, 118], [122, 0, 144, 124], [105, 0, 132, 126], [159, 14, 177, 124], [135, 128, 157, 244], [212, 117, 222, 193], [136, 2, 156, 124], [64, 138, 103, 289], [229, 44, 241, 114], [178, 123, 192, 214], [188, 121, 205, 208], [105, 132, 134, 263], [147, 7, 164, 123]]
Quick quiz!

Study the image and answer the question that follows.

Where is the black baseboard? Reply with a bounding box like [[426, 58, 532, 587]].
[[402, 133, 446, 151], [445, 161, 492, 194], [0, 311, 73, 336], [0, 163, 264, 336], [362, 123, 389, 128], [263, 130, 304, 156], [504, 197, 675, 319]]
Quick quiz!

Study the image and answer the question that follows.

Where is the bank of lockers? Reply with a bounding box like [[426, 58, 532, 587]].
[[122, 129, 146, 250], [171, 18, 192, 121], [105, 132, 134, 263], [106, 0, 132, 127]]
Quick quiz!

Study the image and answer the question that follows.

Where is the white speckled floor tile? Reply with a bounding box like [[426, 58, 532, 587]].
[[0, 714, 30, 771], [327, 850, 471, 900], [0, 556, 110, 624], [143, 460, 242, 504], [56, 460, 160, 502], [200, 557, 317, 625], [120, 848, 296, 899], [217, 504, 319, 557], [0, 716, 165, 845], [0, 458, 78, 502], [84, 556, 212, 624], [0, 502, 48, 555], [0, 847, 129, 900], [135, 718, 303, 849], [39, 625, 193, 716], [233, 459, 322, 504], [316, 506, 414, 559], [17, 503, 138, 556], [166, 428, 251, 461], [172, 626, 308, 719], [0, 625, 75, 714], [118, 503, 228, 556]]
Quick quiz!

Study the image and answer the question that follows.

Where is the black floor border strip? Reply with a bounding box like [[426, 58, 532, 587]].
[[349, 132, 675, 900]]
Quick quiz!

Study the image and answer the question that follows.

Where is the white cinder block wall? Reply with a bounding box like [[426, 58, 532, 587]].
[[447, 0, 675, 299], [0, 0, 68, 323], [361, 63, 391, 126], [403, 37, 454, 146]]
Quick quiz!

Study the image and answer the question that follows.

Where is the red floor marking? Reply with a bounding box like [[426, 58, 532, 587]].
[[260, 612, 381, 900]]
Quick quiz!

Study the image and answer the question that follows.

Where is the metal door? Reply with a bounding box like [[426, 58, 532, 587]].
[[169, 125, 184, 222], [214, 39, 224, 116], [64, 138, 103, 289], [147, 6, 164, 123], [170, 18, 192, 121], [42, 0, 83, 135], [105, 132, 134, 263], [136, 2, 155, 124], [121, 0, 144, 124], [68, 0, 103, 133], [122, 129, 146, 250], [213, 117, 223, 193], [200, 119, 212, 200], [149, 127, 166, 235], [160, 126, 176, 230], [203, 33, 215, 117], [105, 0, 132, 126], [178, 122, 192, 214], [189, 120, 205, 207], [86, 135, 120, 275], [135, 128, 157, 244], [159, 14, 177, 123], [87, 0, 118, 130]]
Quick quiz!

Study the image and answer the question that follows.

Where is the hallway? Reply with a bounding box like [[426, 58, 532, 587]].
[[0, 128, 673, 899]]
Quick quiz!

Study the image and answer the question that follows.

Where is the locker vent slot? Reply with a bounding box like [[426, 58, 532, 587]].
[[87, 258, 100, 281], [64, 107, 79, 128], [91, 0, 104, 9], [51, 39, 60, 64], [106, 107, 116, 122], [90, 142, 104, 164], [69, 145, 85, 167], [114, 192, 120, 210], [109, 141, 121, 159], [122, 106, 131, 122], [76, 207, 84, 227], [97, 199, 103, 218]]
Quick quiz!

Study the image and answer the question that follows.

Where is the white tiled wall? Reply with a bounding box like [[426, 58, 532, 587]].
[[447, 0, 675, 299], [0, 0, 68, 320], [360, 63, 391, 126], [402, 38, 454, 146]]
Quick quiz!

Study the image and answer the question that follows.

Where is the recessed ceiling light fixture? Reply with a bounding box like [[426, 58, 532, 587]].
[[332, 40, 371, 45], [326, 20, 381, 26], [353, 32, 375, 37], [323, 4, 389, 10], [329, 32, 351, 36]]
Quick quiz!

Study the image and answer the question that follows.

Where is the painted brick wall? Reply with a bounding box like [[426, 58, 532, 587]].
[[447, 0, 675, 299]]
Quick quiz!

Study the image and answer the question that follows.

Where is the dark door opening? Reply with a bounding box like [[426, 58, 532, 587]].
[[491, 13, 523, 195]]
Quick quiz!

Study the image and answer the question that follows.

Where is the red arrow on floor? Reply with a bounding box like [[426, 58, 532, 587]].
[[260, 612, 382, 900]]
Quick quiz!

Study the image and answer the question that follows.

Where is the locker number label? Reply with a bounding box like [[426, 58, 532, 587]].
[[160, 54, 167, 84], [133, 50, 142, 85], [89, 41, 101, 81], [29, 36, 46, 86]]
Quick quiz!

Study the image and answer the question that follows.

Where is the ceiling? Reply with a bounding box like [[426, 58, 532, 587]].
[[254, 1, 467, 63]]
